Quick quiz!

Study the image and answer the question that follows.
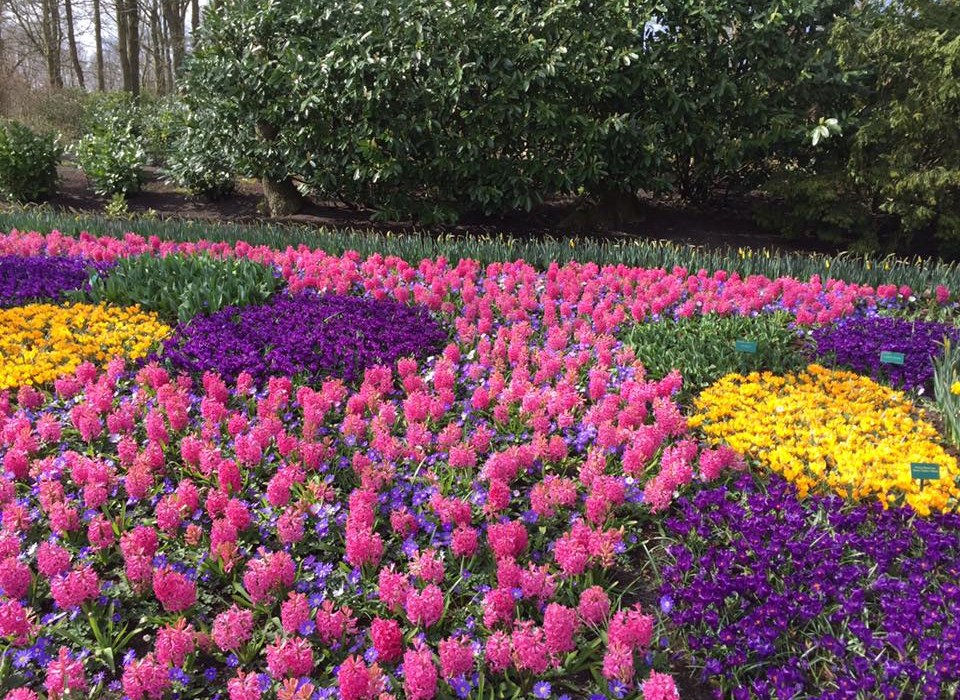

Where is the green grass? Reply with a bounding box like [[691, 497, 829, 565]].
[[2, 206, 959, 290]]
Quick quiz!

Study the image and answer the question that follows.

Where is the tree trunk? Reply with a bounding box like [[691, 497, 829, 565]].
[[126, 0, 140, 95], [161, 0, 185, 76], [256, 121, 306, 217], [93, 0, 105, 90], [262, 177, 306, 217], [63, 0, 84, 88], [116, 0, 140, 94], [190, 0, 199, 34], [149, 0, 165, 93], [41, 0, 63, 89]]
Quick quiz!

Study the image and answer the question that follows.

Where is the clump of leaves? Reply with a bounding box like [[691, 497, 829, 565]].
[[622, 312, 810, 402], [76, 253, 283, 324], [0, 120, 62, 202]]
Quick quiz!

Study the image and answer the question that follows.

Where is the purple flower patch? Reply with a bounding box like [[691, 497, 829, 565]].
[[812, 316, 959, 391], [660, 473, 960, 699], [161, 291, 447, 385], [0, 255, 110, 307]]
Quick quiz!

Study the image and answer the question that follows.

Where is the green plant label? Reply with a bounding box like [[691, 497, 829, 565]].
[[880, 351, 905, 365], [735, 340, 758, 354], [910, 462, 941, 480]]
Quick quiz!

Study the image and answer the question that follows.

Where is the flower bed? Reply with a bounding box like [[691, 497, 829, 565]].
[[812, 316, 959, 391], [0, 255, 110, 307], [689, 364, 960, 515], [161, 292, 447, 385], [0, 302, 169, 389], [0, 229, 955, 700], [660, 473, 960, 699]]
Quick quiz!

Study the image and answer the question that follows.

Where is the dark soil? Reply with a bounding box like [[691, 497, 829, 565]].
[[51, 163, 839, 257]]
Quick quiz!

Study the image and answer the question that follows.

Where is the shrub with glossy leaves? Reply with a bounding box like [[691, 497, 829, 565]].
[[73, 92, 146, 196], [0, 121, 62, 202]]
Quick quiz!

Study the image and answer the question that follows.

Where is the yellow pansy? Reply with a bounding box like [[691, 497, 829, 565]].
[[0, 302, 170, 389], [692, 364, 960, 516]]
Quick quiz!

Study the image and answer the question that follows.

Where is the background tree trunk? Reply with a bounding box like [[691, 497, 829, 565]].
[[148, 0, 165, 93], [161, 0, 184, 75], [256, 121, 306, 217], [190, 0, 198, 34], [41, 0, 63, 88], [93, 0, 105, 89], [63, 0, 83, 87]]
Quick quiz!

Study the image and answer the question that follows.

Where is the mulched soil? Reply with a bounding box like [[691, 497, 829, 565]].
[[51, 163, 839, 258]]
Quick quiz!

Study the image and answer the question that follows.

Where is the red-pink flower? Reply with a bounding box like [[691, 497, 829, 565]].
[[44, 646, 87, 699], [641, 670, 680, 700], [405, 584, 444, 629], [121, 652, 170, 700], [152, 566, 196, 612], [265, 635, 314, 678], [370, 617, 403, 663], [212, 604, 254, 652], [438, 636, 474, 680], [403, 644, 438, 700], [543, 603, 578, 655]]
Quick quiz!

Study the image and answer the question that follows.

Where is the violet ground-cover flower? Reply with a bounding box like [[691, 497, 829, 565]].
[[161, 291, 447, 385], [0, 255, 110, 307]]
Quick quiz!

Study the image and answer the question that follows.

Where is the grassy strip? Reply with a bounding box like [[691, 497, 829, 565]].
[[2, 207, 959, 289]]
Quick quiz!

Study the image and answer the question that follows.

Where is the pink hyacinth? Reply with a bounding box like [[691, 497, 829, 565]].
[[212, 604, 254, 652], [403, 644, 438, 700], [370, 617, 403, 663], [641, 670, 680, 700], [121, 652, 170, 700], [484, 631, 513, 673], [152, 566, 196, 612], [337, 655, 375, 700], [265, 635, 314, 678], [154, 618, 196, 668], [280, 591, 312, 635], [44, 646, 87, 699], [543, 603, 578, 655], [3, 689, 39, 700], [438, 636, 474, 680], [227, 670, 263, 700], [49, 565, 100, 610], [578, 585, 611, 626], [405, 584, 444, 629]]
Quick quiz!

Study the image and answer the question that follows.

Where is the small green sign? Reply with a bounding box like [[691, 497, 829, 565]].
[[880, 351, 905, 365], [735, 339, 758, 354], [911, 462, 941, 480]]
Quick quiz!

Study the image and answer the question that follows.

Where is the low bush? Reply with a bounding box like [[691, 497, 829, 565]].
[[80, 253, 282, 324], [73, 92, 146, 196], [163, 106, 236, 199], [0, 121, 62, 202], [621, 312, 808, 401]]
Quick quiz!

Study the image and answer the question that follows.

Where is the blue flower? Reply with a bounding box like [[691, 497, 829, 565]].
[[533, 681, 552, 698]]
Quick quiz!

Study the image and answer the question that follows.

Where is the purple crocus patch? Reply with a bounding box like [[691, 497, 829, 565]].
[[161, 291, 447, 385], [661, 473, 960, 699], [812, 316, 959, 391], [0, 255, 110, 307]]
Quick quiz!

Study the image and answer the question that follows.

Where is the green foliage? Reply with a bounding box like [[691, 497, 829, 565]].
[[622, 312, 810, 401], [0, 121, 63, 202], [933, 337, 960, 447], [758, 0, 960, 253], [646, 0, 854, 199], [104, 193, 130, 218], [183, 0, 660, 221], [81, 253, 283, 324], [74, 93, 147, 196], [140, 94, 184, 167], [163, 105, 236, 199], [4, 207, 960, 292]]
